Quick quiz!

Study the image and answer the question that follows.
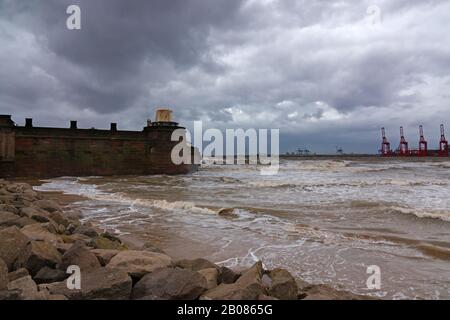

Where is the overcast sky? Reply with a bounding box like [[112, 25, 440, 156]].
[[1, 0, 449, 153]]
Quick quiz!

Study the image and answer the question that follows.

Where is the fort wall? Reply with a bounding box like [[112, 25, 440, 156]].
[[0, 115, 197, 178]]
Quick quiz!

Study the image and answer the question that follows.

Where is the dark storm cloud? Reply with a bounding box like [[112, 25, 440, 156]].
[[1, 0, 449, 152]]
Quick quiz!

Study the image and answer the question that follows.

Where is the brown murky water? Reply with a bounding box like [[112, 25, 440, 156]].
[[36, 158, 450, 299]]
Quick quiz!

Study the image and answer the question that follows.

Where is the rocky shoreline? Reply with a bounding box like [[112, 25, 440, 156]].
[[0, 180, 370, 300]]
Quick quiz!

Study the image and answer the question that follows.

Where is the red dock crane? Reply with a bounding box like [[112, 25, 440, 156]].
[[418, 125, 427, 157], [398, 126, 409, 156], [380, 127, 391, 156], [439, 124, 448, 157]]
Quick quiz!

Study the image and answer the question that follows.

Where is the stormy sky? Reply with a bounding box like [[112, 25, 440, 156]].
[[1, 0, 449, 153]]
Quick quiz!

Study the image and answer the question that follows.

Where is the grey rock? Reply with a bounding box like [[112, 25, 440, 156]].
[[74, 225, 99, 238], [107, 250, 173, 278], [15, 241, 62, 276], [202, 261, 266, 300], [267, 268, 298, 300], [176, 258, 217, 272], [132, 267, 208, 300], [33, 200, 62, 213], [0, 226, 29, 270], [41, 267, 132, 300], [0, 258, 8, 290], [34, 266, 68, 284], [218, 266, 240, 284], [8, 268, 29, 282], [91, 249, 120, 266], [198, 268, 219, 290], [59, 242, 101, 272], [7, 275, 45, 300]]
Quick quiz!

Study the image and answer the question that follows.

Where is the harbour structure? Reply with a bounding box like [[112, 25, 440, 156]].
[[379, 124, 448, 157], [0, 108, 198, 178]]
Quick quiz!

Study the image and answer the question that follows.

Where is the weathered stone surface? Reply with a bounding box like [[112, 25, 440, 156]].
[[6, 183, 32, 194], [8, 268, 29, 282], [33, 200, 62, 213], [131, 267, 207, 300], [54, 242, 73, 254], [20, 206, 50, 223], [49, 211, 71, 228], [7, 275, 45, 300], [61, 233, 92, 244], [34, 266, 68, 284], [92, 235, 124, 250], [2, 216, 37, 229], [41, 267, 132, 300], [198, 268, 218, 290], [0, 289, 21, 300], [176, 258, 217, 272], [201, 261, 266, 300], [219, 266, 240, 284], [266, 268, 298, 300], [15, 241, 62, 276], [0, 211, 20, 226], [21, 223, 62, 244], [0, 226, 29, 270], [59, 242, 101, 272], [108, 250, 173, 278], [0, 195, 15, 204], [74, 225, 99, 238], [0, 258, 8, 290], [0, 204, 19, 214], [91, 249, 120, 266]]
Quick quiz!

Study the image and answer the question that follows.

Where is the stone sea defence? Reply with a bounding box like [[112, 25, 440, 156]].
[[0, 113, 198, 179], [0, 179, 369, 300]]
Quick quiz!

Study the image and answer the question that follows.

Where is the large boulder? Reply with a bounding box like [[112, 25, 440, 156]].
[[198, 268, 219, 290], [74, 225, 99, 238], [0, 204, 19, 214], [40, 267, 132, 300], [0, 258, 8, 290], [218, 266, 240, 284], [33, 200, 62, 213], [61, 233, 92, 245], [58, 242, 101, 271], [48, 211, 71, 228], [5, 183, 33, 194], [91, 249, 120, 266], [15, 241, 62, 276], [34, 266, 68, 284], [0, 195, 15, 205], [92, 235, 124, 250], [131, 267, 208, 300], [108, 250, 173, 278], [0, 226, 29, 270], [176, 258, 217, 272], [266, 268, 298, 300], [8, 268, 29, 282], [21, 223, 62, 245], [7, 275, 45, 300], [2, 216, 36, 229], [20, 206, 51, 223], [0, 211, 20, 226], [201, 261, 266, 300]]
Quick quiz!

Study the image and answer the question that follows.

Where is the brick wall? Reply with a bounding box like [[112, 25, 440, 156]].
[[0, 125, 197, 178]]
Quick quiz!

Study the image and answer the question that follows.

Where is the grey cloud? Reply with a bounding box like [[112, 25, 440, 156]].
[[1, 0, 450, 153]]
